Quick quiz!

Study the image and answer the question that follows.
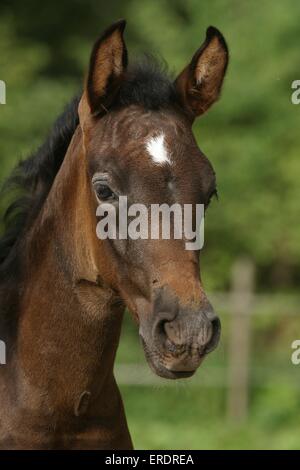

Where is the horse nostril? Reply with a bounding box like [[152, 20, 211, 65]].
[[153, 314, 184, 353], [163, 320, 182, 346], [153, 311, 221, 356], [204, 317, 221, 354], [156, 318, 167, 339]]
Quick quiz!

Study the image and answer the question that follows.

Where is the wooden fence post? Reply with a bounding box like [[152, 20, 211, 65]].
[[227, 257, 255, 421]]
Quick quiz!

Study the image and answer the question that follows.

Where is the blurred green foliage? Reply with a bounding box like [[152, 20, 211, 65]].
[[0, 0, 300, 450]]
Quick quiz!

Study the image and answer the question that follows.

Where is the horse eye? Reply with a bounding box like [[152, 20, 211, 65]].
[[94, 183, 115, 201]]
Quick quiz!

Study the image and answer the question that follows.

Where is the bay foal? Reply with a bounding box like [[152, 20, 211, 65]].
[[0, 20, 228, 449]]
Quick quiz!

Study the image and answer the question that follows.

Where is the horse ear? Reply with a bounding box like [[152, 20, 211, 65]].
[[175, 26, 228, 120], [84, 19, 128, 116]]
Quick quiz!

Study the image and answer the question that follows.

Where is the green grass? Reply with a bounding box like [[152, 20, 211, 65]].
[[120, 384, 300, 449]]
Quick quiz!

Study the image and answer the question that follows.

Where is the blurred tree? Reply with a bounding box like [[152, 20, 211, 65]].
[[1, 0, 136, 77]]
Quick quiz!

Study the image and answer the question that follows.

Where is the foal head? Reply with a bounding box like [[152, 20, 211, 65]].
[[78, 20, 228, 379]]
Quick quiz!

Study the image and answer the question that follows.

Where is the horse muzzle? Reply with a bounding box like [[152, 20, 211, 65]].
[[139, 297, 221, 380]]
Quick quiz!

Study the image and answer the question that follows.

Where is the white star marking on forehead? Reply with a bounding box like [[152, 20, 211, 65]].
[[145, 133, 171, 165]]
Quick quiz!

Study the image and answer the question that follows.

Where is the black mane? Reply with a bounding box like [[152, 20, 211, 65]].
[[0, 95, 80, 271], [0, 95, 80, 341], [0, 56, 176, 339], [118, 56, 176, 110]]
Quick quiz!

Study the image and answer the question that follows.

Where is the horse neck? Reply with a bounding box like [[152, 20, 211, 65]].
[[11, 126, 125, 421]]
